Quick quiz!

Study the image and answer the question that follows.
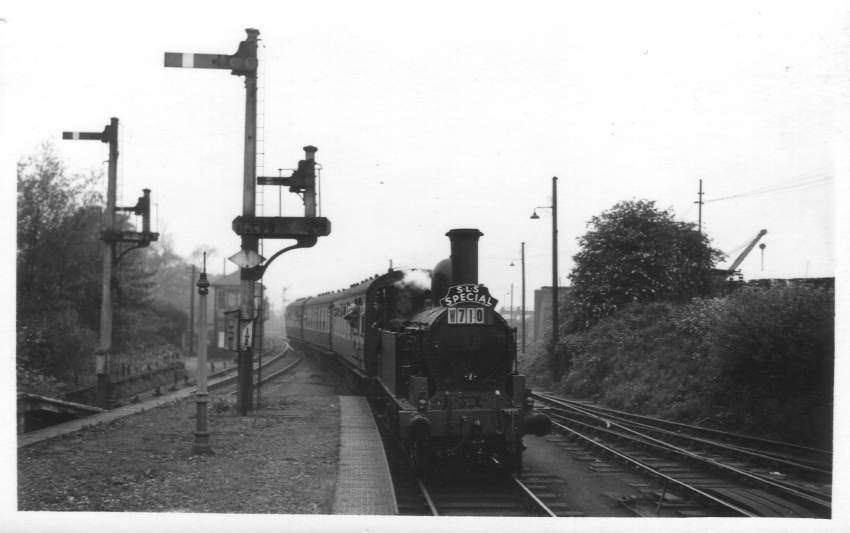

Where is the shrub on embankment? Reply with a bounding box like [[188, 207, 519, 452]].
[[553, 284, 834, 447]]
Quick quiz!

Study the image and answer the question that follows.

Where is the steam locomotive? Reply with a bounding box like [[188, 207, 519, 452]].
[[284, 229, 551, 475]]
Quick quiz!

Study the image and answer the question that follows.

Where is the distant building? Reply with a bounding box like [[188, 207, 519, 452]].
[[209, 271, 267, 359], [533, 286, 572, 341]]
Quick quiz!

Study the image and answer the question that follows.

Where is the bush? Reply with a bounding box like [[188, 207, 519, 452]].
[[558, 284, 833, 446], [699, 285, 834, 445], [518, 336, 555, 390], [17, 314, 97, 384]]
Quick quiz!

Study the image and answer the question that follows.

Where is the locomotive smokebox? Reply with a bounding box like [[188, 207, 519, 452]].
[[446, 228, 484, 285]]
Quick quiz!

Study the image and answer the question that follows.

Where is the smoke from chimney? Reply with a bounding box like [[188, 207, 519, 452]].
[[394, 269, 431, 290]]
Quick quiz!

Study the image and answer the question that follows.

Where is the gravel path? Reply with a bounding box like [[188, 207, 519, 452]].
[[18, 357, 342, 513]]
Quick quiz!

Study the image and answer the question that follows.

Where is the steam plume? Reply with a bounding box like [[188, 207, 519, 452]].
[[394, 269, 431, 290]]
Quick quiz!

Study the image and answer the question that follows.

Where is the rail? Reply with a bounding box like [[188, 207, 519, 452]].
[[534, 392, 831, 463], [511, 475, 558, 517], [534, 392, 831, 517], [416, 478, 440, 516]]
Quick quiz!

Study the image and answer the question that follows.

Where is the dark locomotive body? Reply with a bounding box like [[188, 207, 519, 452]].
[[285, 228, 550, 475]]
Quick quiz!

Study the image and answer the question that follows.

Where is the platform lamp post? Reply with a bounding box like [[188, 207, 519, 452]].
[[193, 252, 212, 454], [530, 176, 559, 380]]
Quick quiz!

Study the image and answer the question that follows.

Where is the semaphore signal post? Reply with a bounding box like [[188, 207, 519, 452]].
[[165, 29, 330, 415], [63, 118, 159, 408]]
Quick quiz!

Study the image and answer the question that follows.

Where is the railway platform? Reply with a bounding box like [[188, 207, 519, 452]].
[[332, 396, 397, 515], [17, 351, 397, 516]]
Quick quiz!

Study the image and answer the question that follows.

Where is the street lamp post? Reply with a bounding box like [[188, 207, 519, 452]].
[[521, 242, 526, 354], [530, 176, 559, 379], [509, 242, 527, 354]]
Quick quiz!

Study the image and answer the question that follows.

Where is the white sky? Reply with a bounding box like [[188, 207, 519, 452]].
[[2, 1, 845, 312], [1, 2, 849, 530]]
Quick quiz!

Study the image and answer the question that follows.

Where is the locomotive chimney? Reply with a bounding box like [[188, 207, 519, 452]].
[[446, 228, 483, 285]]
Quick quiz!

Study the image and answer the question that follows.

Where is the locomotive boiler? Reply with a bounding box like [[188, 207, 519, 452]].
[[285, 228, 550, 476]]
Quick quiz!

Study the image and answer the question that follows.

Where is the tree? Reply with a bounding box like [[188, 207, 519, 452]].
[[16, 144, 190, 388], [17, 144, 103, 317], [17, 143, 103, 383], [568, 200, 722, 330]]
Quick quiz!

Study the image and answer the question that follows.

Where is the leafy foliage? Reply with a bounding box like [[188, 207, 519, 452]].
[[557, 284, 834, 445], [17, 144, 103, 322], [16, 144, 192, 390], [568, 200, 723, 330], [695, 285, 834, 445], [17, 145, 104, 386]]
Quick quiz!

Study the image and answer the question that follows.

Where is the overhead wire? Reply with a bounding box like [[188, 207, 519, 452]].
[[705, 170, 832, 203]]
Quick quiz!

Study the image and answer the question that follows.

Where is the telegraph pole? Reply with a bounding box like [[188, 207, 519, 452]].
[[695, 179, 704, 236]]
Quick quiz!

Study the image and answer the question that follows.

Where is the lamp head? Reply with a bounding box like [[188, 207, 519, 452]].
[[530, 210, 540, 219]]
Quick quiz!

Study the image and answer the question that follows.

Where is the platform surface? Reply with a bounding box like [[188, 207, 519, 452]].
[[332, 395, 398, 515]]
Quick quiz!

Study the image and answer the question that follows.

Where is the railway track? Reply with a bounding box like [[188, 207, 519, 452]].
[[208, 349, 302, 392], [209, 354, 304, 395], [532, 392, 832, 518], [411, 474, 570, 516], [369, 398, 581, 516]]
